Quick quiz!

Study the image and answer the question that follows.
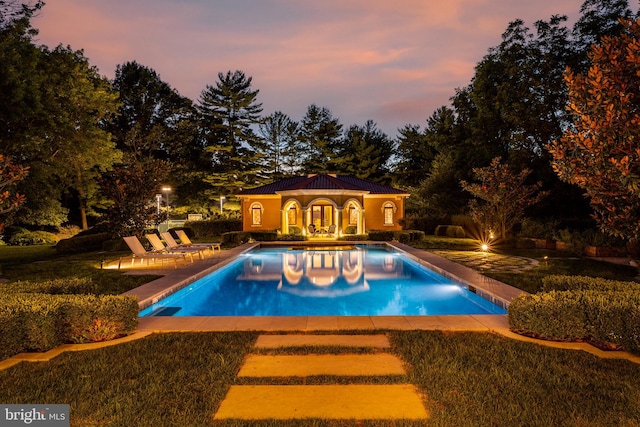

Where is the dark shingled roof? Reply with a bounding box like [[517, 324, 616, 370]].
[[237, 174, 406, 195]]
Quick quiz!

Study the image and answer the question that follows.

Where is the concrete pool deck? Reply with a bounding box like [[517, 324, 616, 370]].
[[124, 240, 523, 333]]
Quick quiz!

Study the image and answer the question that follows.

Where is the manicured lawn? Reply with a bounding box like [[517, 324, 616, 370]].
[[412, 237, 639, 293], [486, 255, 639, 293], [0, 331, 638, 426], [0, 245, 159, 294]]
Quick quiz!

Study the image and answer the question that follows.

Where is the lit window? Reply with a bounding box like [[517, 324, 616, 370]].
[[349, 206, 358, 225], [288, 206, 297, 225], [251, 205, 262, 225], [384, 203, 394, 225]]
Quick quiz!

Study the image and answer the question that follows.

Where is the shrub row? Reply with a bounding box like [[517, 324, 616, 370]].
[[344, 225, 358, 235], [542, 275, 640, 293], [277, 234, 306, 241], [341, 234, 369, 241], [368, 230, 394, 241], [508, 289, 640, 354], [221, 231, 278, 244], [434, 225, 466, 238], [184, 219, 242, 238], [394, 230, 425, 243], [3, 228, 59, 246], [0, 278, 98, 295], [0, 293, 139, 360], [55, 232, 112, 254]]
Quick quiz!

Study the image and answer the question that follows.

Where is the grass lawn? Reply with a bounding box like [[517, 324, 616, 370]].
[[0, 245, 160, 294], [0, 331, 638, 426], [412, 237, 639, 293]]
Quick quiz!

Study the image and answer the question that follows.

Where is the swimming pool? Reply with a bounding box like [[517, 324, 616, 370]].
[[140, 246, 507, 316]]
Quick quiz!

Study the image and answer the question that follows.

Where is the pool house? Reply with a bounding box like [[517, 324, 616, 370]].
[[236, 174, 410, 238]]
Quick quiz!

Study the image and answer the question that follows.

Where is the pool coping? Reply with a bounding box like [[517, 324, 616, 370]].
[[124, 241, 528, 332]]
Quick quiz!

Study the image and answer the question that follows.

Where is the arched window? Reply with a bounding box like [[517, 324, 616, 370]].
[[288, 205, 297, 225], [383, 202, 396, 226], [250, 202, 263, 226], [348, 205, 358, 225]]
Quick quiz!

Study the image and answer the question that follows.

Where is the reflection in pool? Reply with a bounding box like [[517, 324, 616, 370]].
[[139, 246, 507, 316]]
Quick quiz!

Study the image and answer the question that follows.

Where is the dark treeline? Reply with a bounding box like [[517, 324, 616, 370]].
[[0, 0, 637, 236]]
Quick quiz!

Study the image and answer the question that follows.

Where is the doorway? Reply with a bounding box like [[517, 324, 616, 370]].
[[312, 205, 333, 231]]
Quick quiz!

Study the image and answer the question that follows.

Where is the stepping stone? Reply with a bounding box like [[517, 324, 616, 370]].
[[238, 354, 406, 377], [254, 334, 390, 348], [213, 384, 429, 420]]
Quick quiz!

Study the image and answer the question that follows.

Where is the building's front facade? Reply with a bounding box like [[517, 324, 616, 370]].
[[236, 174, 409, 237]]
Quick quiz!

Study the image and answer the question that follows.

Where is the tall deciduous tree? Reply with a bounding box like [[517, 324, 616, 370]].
[[47, 47, 122, 230], [109, 61, 201, 208], [1, 6, 122, 228], [461, 157, 547, 238], [0, 154, 28, 231], [98, 156, 169, 237], [548, 18, 640, 240], [199, 70, 264, 196]]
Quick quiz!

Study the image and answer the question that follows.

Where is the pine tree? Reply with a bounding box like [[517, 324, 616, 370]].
[[198, 70, 264, 196]]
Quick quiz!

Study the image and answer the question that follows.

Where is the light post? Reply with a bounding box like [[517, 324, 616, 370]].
[[220, 196, 225, 215], [162, 187, 171, 224], [155, 194, 162, 216]]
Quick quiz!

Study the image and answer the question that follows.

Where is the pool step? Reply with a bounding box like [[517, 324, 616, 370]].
[[213, 334, 429, 421]]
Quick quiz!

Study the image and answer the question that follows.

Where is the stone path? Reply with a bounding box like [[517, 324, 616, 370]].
[[430, 250, 539, 272], [213, 334, 429, 421]]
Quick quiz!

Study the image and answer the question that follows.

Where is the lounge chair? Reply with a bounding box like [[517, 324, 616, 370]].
[[119, 236, 192, 269], [307, 224, 317, 236], [160, 232, 212, 259], [174, 230, 221, 252], [327, 224, 336, 236], [146, 233, 203, 260]]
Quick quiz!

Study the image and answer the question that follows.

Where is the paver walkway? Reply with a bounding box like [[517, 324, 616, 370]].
[[213, 334, 429, 421], [430, 250, 539, 272]]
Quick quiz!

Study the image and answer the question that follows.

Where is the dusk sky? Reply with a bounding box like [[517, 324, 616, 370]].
[[33, 0, 606, 137]]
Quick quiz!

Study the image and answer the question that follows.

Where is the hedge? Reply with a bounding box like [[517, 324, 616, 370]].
[[341, 234, 369, 241], [508, 290, 640, 354], [368, 230, 394, 241], [6, 229, 58, 246], [0, 277, 98, 295], [542, 275, 640, 293], [434, 225, 466, 238], [394, 230, 425, 243], [183, 219, 242, 238], [344, 225, 357, 235], [278, 234, 306, 241], [0, 293, 139, 361], [56, 232, 112, 254]]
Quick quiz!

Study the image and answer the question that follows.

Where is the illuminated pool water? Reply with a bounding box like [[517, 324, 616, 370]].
[[139, 246, 507, 316]]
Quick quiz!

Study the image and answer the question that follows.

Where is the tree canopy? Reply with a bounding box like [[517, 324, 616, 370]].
[[549, 18, 640, 240]]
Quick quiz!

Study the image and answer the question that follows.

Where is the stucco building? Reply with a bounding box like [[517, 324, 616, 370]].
[[236, 174, 409, 237]]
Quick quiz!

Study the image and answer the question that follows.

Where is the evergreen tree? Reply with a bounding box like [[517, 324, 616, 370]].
[[341, 120, 393, 181], [258, 111, 299, 180], [198, 70, 264, 195], [297, 104, 343, 173]]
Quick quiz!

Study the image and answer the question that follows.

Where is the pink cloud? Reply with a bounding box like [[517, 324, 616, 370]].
[[32, 0, 589, 137]]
